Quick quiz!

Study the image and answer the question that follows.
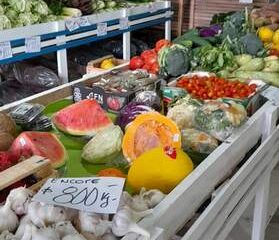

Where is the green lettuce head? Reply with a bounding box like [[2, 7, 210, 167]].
[[32, 0, 49, 16], [0, 15, 11, 30], [8, 0, 32, 13]]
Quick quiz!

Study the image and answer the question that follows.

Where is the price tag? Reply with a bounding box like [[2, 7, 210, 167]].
[[261, 86, 279, 106], [33, 177, 125, 214], [97, 22, 108, 36], [119, 17, 129, 30], [239, 0, 253, 3], [78, 17, 91, 27], [25, 36, 41, 53], [66, 19, 79, 31], [0, 41, 13, 60], [148, 3, 157, 13]]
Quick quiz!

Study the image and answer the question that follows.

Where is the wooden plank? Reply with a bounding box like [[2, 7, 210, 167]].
[[0, 156, 50, 191], [177, 0, 185, 36]]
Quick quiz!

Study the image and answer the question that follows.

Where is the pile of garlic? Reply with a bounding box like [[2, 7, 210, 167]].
[[0, 187, 165, 240]]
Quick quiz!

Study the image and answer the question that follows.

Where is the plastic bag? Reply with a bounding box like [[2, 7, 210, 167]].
[[181, 128, 218, 154], [13, 63, 61, 89], [134, 91, 162, 111], [167, 96, 202, 130], [194, 100, 247, 141]]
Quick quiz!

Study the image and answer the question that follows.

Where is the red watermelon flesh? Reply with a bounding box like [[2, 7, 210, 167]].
[[11, 132, 67, 169], [52, 99, 112, 136]]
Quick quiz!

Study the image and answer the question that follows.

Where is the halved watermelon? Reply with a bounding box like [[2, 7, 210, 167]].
[[11, 132, 67, 168], [52, 99, 112, 136]]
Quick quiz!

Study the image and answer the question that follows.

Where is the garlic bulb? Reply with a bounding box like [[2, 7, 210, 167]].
[[77, 212, 111, 237], [111, 206, 152, 238], [28, 202, 67, 227], [140, 188, 166, 208], [62, 234, 87, 240], [53, 221, 78, 238], [0, 201, 19, 233], [119, 191, 148, 212], [7, 187, 34, 216], [21, 225, 59, 240], [102, 232, 118, 240], [15, 215, 33, 239], [0, 230, 18, 240]]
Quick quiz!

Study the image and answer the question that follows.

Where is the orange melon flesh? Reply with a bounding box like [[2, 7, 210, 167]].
[[11, 132, 67, 169], [52, 99, 112, 136], [122, 112, 181, 163]]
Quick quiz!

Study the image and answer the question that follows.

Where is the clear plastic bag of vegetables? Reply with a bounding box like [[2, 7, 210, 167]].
[[193, 100, 247, 141], [181, 128, 218, 154], [167, 95, 203, 130]]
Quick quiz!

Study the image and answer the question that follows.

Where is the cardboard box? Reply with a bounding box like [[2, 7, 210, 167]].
[[72, 72, 161, 113], [86, 55, 128, 75]]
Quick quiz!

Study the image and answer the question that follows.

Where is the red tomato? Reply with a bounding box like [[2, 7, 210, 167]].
[[149, 62, 159, 74], [141, 49, 157, 62], [145, 54, 158, 66], [142, 64, 151, 71], [129, 56, 144, 70], [155, 39, 171, 52]]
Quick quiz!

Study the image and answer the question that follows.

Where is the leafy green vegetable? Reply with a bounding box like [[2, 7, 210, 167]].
[[173, 29, 212, 48], [158, 44, 191, 77], [238, 58, 265, 71], [239, 33, 263, 56], [7, 0, 32, 13], [191, 41, 237, 73], [0, 15, 11, 30], [0, 5, 4, 15], [32, 0, 49, 16]]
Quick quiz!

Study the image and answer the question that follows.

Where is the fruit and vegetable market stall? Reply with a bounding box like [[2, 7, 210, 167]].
[[0, 2, 279, 240]]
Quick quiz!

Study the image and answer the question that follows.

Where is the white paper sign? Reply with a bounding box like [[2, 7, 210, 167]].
[[66, 19, 80, 31], [148, 3, 157, 13], [261, 86, 279, 106], [0, 41, 13, 60], [239, 0, 253, 3], [119, 17, 129, 30], [33, 177, 125, 214], [97, 23, 108, 36], [78, 17, 91, 27], [25, 36, 41, 53]]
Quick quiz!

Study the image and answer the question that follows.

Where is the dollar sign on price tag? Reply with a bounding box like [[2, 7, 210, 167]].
[[0, 41, 13, 60], [119, 17, 129, 30], [66, 19, 80, 31], [79, 17, 91, 27], [25, 36, 41, 53], [97, 22, 108, 36]]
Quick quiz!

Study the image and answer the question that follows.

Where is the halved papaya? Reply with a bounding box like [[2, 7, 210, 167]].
[[122, 112, 181, 163]]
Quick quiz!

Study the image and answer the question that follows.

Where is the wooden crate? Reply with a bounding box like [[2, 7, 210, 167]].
[[0, 156, 58, 192]]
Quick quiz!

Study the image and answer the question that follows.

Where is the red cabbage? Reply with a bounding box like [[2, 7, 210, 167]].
[[199, 24, 222, 37], [116, 102, 153, 131]]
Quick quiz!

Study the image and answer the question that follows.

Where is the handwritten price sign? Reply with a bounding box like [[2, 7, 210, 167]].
[[33, 177, 125, 214]]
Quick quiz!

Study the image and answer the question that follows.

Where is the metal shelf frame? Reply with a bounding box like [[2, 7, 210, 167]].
[[0, 1, 172, 83]]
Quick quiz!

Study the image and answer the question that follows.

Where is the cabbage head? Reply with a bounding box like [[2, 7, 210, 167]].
[[40, 15, 58, 23], [17, 13, 39, 26], [5, 8, 18, 22], [8, 0, 32, 13], [0, 5, 4, 15], [31, 0, 49, 16], [0, 15, 11, 30]]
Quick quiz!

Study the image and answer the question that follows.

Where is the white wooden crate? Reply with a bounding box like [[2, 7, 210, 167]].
[[0, 71, 278, 240], [127, 101, 279, 240]]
